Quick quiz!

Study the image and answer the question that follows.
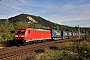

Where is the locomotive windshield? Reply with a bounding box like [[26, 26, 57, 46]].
[[16, 30, 25, 33]]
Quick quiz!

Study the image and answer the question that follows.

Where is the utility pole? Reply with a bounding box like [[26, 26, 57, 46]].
[[78, 25, 80, 39]]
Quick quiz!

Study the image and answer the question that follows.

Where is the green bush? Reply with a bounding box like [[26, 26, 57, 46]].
[[1, 40, 14, 47], [2, 34, 6, 40], [34, 38, 90, 60]]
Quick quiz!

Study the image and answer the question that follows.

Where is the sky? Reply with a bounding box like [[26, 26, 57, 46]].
[[0, 0, 90, 27]]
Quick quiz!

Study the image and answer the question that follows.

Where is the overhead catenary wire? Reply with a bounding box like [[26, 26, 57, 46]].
[[0, 1, 25, 19], [0, 2, 24, 13], [0, 0, 9, 19], [0, 0, 49, 19], [16, 0, 42, 15], [0, 0, 24, 19], [16, 0, 31, 9]]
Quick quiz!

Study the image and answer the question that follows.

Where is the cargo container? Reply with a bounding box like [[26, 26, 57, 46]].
[[67, 32, 72, 38], [61, 31, 68, 37], [67, 32, 72, 36], [51, 29, 61, 38], [76, 33, 79, 36], [71, 32, 78, 38], [72, 32, 77, 36], [61, 31, 68, 39]]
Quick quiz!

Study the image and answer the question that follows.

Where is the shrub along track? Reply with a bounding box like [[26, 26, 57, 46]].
[[0, 38, 79, 60]]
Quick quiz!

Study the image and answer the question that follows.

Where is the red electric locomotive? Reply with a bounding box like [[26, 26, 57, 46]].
[[14, 28, 51, 45]]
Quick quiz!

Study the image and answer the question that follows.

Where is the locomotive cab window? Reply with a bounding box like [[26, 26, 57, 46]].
[[17, 30, 25, 33], [28, 30, 30, 33]]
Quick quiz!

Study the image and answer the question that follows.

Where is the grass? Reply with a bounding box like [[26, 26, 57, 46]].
[[32, 35, 90, 60]]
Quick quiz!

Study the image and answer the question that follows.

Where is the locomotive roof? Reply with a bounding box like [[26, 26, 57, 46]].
[[16, 28, 50, 31], [17, 28, 26, 30]]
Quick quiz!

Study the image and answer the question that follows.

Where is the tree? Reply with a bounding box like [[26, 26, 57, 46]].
[[16, 22, 28, 28]]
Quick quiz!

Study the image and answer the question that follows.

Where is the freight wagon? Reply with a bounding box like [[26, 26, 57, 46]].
[[61, 31, 68, 39], [72, 32, 78, 38], [51, 29, 62, 40], [51, 29, 61, 38], [67, 32, 72, 38]]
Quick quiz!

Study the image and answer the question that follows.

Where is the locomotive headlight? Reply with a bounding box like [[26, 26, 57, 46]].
[[15, 35, 18, 37], [21, 35, 24, 37]]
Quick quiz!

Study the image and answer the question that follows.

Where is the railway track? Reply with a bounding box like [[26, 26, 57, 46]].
[[0, 38, 78, 60]]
